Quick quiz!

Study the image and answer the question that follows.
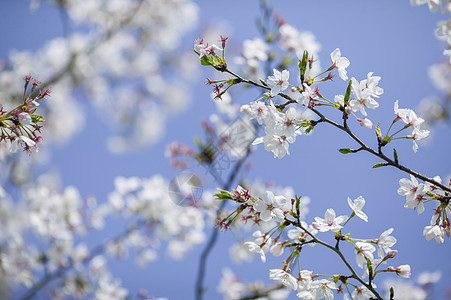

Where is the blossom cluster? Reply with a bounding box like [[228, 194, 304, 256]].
[[0, 76, 48, 154], [215, 186, 414, 300], [194, 12, 447, 297], [398, 174, 451, 243]]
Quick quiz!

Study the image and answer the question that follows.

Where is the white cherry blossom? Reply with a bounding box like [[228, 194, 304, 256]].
[[348, 196, 368, 222], [267, 69, 290, 96], [254, 191, 286, 222], [423, 225, 445, 243], [313, 208, 348, 232], [376, 228, 397, 258], [269, 269, 297, 290], [330, 48, 350, 80]]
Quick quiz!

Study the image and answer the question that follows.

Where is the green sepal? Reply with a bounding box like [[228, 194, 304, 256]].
[[214, 189, 233, 201], [382, 136, 392, 144]]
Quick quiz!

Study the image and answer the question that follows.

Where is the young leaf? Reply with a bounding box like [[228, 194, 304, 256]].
[[200, 55, 214, 66], [343, 79, 352, 106], [338, 148, 353, 154], [372, 162, 388, 168]]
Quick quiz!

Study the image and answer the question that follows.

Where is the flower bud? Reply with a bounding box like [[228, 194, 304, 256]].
[[383, 250, 398, 261]]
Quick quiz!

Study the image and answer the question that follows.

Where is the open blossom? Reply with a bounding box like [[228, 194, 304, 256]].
[[240, 100, 269, 125], [267, 69, 290, 96], [269, 269, 297, 290], [253, 126, 294, 159], [394, 100, 409, 123], [243, 241, 266, 263], [313, 208, 348, 232], [398, 175, 422, 202], [346, 285, 375, 300], [347, 196, 368, 222], [393, 101, 430, 152], [355, 242, 376, 268], [254, 191, 286, 222], [376, 228, 397, 258], [349, 77, 380, 116], [194, 39, 222, 59], [270, 242, 284, 256], [330, 48, 350, 80], [398, 175, 428, 213], [410, 127, 430, 153], [301, 83, 318, 106], [18, 112, 32, 126], [10, 136, 36, 153], [309, 279, 338, 300], [363, 72, 384, 97], [423, 225, 445, 243]]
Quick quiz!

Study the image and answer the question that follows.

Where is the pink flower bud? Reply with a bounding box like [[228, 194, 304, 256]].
[[359, 118, 373, 129]]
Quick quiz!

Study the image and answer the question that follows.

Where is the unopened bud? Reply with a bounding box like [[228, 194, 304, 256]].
[[385, 250, 398, 260], [344, 106, 352, 115]]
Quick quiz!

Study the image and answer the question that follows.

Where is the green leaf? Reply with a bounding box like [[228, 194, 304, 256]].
[[298, 50, 308, 76], [372, 163, 388, 168], [214, 189, 233, 200], [338, 148, 353, 154], [393, 148, 398, 164], [295, 195, 301, 213], [200, 55, 214, 66], [343, 79, 352, 106]]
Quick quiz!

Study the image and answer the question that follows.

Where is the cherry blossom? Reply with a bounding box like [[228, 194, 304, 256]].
[[349, 76, 380, 116], [423, 225, 445, 243], [376, 228, 397, 258], [254, 191, 286, 222], [348, 196, 369, 222], [330, 48, 350, 80], [267, 69, 290, 96], [355, 242, 376, 268], [313, 208, 348, 232], [243, 241, 267, 263], [269, 269, 298, 290], [309, 279, 337, 300], [240, 100, 269, 125]]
